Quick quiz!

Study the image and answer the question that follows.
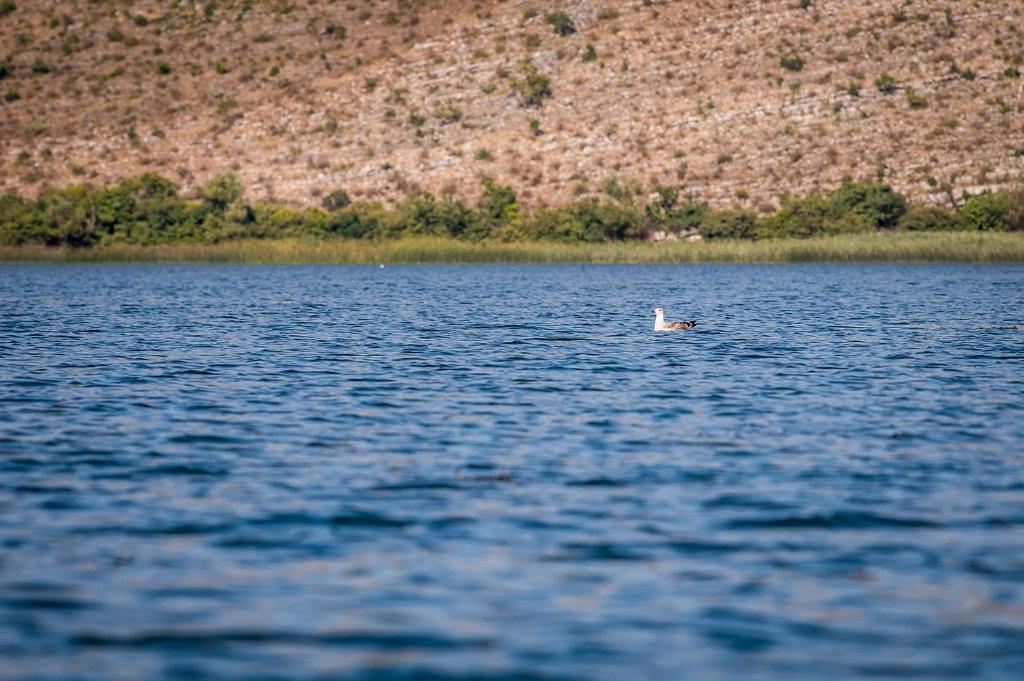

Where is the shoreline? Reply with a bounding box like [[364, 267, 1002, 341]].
[[2, 232, 1023, 265]]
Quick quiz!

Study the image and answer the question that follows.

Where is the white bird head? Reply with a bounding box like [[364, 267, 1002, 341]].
[[652, 307, 664, 316]]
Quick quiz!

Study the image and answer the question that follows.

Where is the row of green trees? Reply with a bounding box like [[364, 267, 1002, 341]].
[[1, 173, 1021, 247]]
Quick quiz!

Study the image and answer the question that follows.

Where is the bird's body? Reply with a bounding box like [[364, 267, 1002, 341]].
[[653, 308, 697, 331]]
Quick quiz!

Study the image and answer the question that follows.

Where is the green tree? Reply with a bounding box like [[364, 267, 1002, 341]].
[[38, 185, 97, 246], [830, 181, 907, 229], [896, 206, 964, 231], [700, 210, 758, 239], [0, 193, 46, 244], [960, 191, 1020, 231], [202, 172, 244, 211]]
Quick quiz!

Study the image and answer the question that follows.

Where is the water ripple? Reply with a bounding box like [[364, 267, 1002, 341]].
[[1, 263, 1023, 681]]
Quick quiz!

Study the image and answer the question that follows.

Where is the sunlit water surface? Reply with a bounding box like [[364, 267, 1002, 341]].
[[1, 264, 1023, 680]]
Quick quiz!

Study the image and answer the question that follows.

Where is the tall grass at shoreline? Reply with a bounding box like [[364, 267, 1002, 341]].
[[2, 232, 1023, 264]]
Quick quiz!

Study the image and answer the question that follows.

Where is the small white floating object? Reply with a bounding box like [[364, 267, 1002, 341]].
[[653, 307, 697, 332]]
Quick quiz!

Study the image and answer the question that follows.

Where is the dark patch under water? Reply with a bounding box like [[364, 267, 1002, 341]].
[[1, 264, 1023, 680]]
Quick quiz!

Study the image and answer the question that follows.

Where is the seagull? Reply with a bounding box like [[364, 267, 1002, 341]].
[[653, 308, 697, 331]]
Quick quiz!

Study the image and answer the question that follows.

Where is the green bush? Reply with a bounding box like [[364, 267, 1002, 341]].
[[37, 185, 98, 247], [780, 55, 805, 72], [0, 1, 16, 18], [699, 210, 758, 239], [642, 185, 707, 235], [875, 73, 898, 94], [475, 180, 519, 238], [896, 205, 964, 231], [830, 181, 907, 229], [759, 193, 872, 238], [324, 207, 372, 239], [0, 57, 12, 79], [202, 173, 244, 212], [322, 189, 351, 211], [394, 193, 475, 238], [511, 61, 552, 107], [0, 193, 46, 244], [904, 86, 926, 109], [960, 191, 1022, 231], [545, 11, 576, 36]]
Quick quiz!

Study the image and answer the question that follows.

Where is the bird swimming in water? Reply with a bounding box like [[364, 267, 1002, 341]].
[[653, 308, 697, 331]]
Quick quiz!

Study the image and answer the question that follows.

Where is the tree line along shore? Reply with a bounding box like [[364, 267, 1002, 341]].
[[0, 173, 1021, 259]]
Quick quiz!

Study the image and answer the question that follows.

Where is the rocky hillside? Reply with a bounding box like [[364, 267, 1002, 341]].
[[1, 0, 1022, 209]]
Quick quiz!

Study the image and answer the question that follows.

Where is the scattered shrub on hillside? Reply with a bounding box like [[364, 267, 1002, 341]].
[[511, 61, 552, 107], [582, 44, 597, 62], [875, 73, 898, 94], [0, 0, 16, 18], [433, 101, 463, 124], [954, 65, 976, 80], [847, 82, 860, 97], [31, 59, 50, 75], [322, 189, 351, 212], [214, 59, 228, 74], [943, 8, 956, 37], [157, 62, 172, 75], [780, 55, 805, 72], [897, 205, 964, 231], [3, 89, 19, 102], [904, 86, 927, 108], [545, 11, 576, 36], [325, 24, 347, 39], [0, 58, 12, 79]]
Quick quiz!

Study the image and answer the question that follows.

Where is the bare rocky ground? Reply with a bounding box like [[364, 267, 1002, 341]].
[[1, 0, 1022, 209]]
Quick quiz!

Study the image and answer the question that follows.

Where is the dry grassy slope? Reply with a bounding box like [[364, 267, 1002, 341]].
[[1, 0, 1022, 210]]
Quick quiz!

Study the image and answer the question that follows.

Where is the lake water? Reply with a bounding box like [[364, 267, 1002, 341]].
[[1, 264, 1023, 680]]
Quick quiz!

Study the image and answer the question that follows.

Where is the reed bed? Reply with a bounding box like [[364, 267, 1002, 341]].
[[2, 232, 1023, 264]]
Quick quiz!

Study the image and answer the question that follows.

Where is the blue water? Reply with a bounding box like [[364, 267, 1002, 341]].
[[1, 264, 1023, 681]]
